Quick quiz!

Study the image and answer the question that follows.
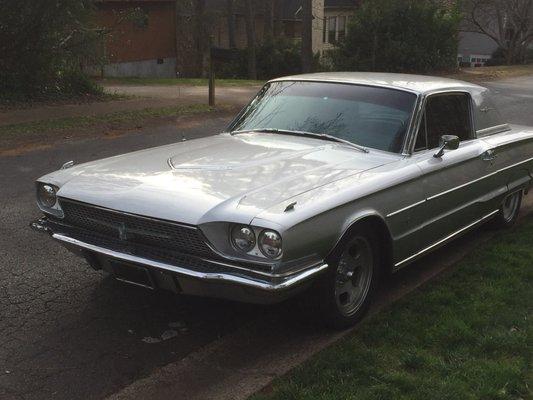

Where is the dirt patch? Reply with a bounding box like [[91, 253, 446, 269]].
[[0, 108, 238, 157], [442, 64, 533, 83]]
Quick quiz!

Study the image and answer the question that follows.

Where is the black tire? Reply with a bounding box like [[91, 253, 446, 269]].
[[490, 190, 523, 229], [316, 225, 383, 329]]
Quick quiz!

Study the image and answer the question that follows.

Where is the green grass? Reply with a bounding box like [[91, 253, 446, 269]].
[[253, 218, 533, 400], [99, 77, 264, 87], [0, 104, 217, 138]]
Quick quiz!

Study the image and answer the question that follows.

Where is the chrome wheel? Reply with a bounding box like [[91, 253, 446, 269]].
[[334, 236, 374, 317], [502, 191, 521, 222]]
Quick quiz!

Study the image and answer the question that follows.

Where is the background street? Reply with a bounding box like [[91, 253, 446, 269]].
[[1, 76, 532, 400]]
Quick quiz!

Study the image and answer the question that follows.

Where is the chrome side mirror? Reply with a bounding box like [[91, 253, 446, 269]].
[[434, 135, 460, 158]]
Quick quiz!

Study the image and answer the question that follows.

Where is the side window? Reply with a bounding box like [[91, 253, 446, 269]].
[[415, 93, 473, 150]]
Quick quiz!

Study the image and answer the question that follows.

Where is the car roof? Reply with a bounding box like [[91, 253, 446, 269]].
[[270, 72, 483, 94]]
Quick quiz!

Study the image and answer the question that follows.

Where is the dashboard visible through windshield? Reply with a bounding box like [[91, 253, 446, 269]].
[[230, 81, 417, 153]]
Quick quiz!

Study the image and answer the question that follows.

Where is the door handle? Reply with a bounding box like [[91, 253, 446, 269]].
[[481, 149, 497, 162]]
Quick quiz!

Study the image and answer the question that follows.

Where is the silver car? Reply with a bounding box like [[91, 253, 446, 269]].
[[31, 73, 533, 327]]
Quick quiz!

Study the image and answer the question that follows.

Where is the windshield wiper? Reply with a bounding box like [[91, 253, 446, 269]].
[[230, 128, 369, 153]]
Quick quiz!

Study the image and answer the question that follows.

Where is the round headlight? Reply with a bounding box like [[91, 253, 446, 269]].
[[259, 230, 282, 259], [231, 225, 256, 253], [37, 184, 57, 208]]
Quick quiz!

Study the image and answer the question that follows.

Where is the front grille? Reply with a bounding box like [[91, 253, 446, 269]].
[[59, 198, 214, 258], [55, 198, 272, 273]]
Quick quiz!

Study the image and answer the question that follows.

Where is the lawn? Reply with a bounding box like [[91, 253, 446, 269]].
[[99, 77, 264, 87], [0, 103, 218, 138], [253, 217, 533, 400]]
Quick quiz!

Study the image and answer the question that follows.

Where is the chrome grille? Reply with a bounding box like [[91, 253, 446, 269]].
[[58, 198, 214, 257]]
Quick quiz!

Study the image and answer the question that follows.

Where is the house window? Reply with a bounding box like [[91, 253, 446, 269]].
[[337, 16, 346, 41], [328, 16, 337, 43]]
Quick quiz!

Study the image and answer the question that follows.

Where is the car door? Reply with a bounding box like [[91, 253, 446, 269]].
[[405, 92, 501, 259]]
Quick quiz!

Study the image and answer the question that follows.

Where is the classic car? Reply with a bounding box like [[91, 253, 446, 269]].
[[31, 72, 533, 328]]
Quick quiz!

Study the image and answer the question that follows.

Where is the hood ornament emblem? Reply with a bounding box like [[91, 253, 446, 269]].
[[118, 223, 128, 241], [61, 160, 75, 170]]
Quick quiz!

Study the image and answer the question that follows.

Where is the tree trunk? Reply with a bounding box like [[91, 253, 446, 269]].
[[244, 0, 257, 79], [301, 0, 313, 73], [274, 0, 283, 37], [264, 0, 274, 39], [226, 0, 236, 48], [194, 0, 206, 75]]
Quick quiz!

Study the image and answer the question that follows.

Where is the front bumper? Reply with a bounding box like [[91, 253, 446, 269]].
[[30, 217, 328, 304]]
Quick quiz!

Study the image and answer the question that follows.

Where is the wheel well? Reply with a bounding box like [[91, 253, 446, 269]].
[[327, 216, 394, 276]]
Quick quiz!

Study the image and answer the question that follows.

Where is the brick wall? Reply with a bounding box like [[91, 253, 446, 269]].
[[96, 1, 176, 63]]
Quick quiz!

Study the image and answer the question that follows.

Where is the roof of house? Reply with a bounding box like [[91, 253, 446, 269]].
[[271, 72, 482, 94]]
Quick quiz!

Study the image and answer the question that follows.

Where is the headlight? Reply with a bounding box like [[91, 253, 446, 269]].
[[37, 183, 58, 208], [259, 230, 282, 259], [231, 225, 256, 252]]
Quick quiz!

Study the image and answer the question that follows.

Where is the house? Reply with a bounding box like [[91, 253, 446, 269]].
[[457, 32, 498, 67], [93, 0, 320, 78], [94, 0, 178, 78], [320, 0, 358, 53]]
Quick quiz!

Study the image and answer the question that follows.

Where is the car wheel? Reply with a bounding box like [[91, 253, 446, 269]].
[[318, 227, 382, 329], [492, 190, 523, 229]]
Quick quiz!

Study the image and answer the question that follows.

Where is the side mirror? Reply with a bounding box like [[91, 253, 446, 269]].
[[434, 135, 460, 158]]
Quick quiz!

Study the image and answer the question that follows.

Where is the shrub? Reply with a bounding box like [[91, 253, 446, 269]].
[[216, 38, 308, 80], [0, 0, 102, 101], [327, 0, 461, 74]]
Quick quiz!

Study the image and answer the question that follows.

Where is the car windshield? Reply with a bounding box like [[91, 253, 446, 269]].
[[230, 81, 417, 153]]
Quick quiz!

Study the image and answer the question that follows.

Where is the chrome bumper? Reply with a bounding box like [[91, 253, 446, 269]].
[[30, 218, 328, 302]]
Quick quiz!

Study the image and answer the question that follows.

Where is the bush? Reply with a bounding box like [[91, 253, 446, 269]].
[[327, 0, 461, 74], [0, 0, 102, 101], [216, 38, 307, 80]]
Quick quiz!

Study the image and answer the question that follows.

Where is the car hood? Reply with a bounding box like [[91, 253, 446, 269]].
[[42, 133, 398, 225]]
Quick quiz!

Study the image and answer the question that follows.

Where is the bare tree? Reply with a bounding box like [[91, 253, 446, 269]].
[[301, 0, 313, 72], [264, 0, 274, 39], [194, 0, 207, 73], [244, 0, 257, 79], [226, 0, 236, 48], [274, 0, 283, 37], [464, 0, 533, 64]]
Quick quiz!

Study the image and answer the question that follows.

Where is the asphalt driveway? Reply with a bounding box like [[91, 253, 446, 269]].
[[0, 76, 532, 400]]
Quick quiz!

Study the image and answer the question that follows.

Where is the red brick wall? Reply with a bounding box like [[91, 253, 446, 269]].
[[96, 1, 176, 63]]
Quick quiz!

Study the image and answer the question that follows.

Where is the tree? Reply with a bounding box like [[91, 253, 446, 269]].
[[244, 0, 257, 79], [226, 0, 236, 48], [264, 0, 275, 39], [463, 0, 533, 64], [0, 0, 101, 99], [330, 0, 461, 73], [194, 0, 207, 74], [274, 0, 284, 37], [301, 0, 313, 73]]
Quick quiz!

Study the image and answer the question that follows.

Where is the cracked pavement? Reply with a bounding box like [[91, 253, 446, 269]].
[[1, 76, 532, 400]]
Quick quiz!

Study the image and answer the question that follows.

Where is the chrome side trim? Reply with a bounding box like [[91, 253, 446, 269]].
[[427, 156, 533, 201], [476, 124, 511, 137], [387, 156, 533, 217], [386, 200, 426, 218], [394, 209, 499, 268], [51, 233, 329, 291]]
